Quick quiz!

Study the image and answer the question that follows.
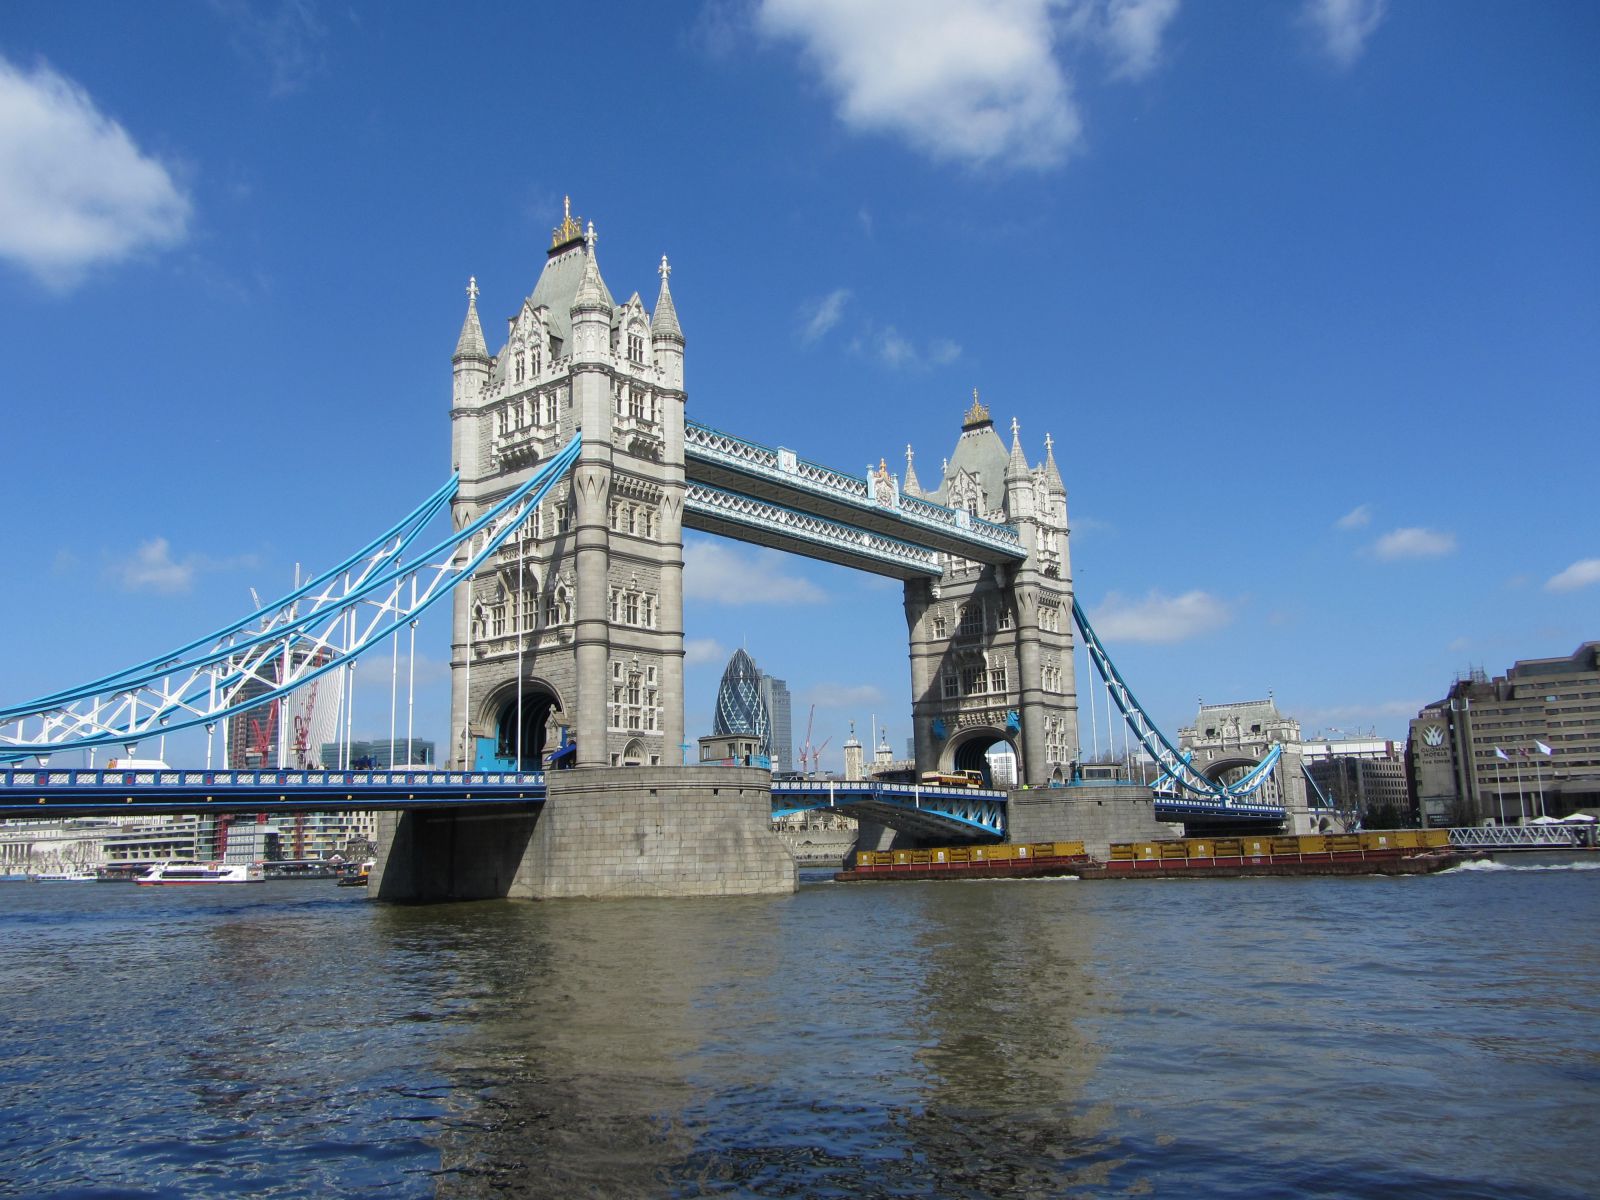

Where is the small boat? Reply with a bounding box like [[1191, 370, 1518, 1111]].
[[29, 869, 98, 882], [136, 861, 264, 886], [336, 860, 374, 887]]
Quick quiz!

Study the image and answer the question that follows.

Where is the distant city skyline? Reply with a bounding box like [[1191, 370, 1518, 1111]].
[[1, 4, 1595, 772]]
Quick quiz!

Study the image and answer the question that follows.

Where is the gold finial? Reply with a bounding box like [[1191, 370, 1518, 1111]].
[[962, 387, 991, 429], [551, 195, 584, 248]]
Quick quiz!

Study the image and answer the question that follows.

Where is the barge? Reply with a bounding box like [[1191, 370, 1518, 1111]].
[[837, 831, 1460, 882]]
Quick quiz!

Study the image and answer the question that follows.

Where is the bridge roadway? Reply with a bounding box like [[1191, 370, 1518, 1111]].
[[0, 766, 1293, 837], [0, 766, 1012, 837]]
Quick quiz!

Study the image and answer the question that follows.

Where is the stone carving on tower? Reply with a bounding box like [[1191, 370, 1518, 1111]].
[[902, 392, 1079, 786], [447, 200, 687, 770]]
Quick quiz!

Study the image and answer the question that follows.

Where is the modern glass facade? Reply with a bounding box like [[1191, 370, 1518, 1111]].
[[713, 649, 770, 755]]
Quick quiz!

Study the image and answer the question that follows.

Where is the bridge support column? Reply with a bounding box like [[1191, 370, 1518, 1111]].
[[371, 805, 541, 902], [511, 766, 795, 899]]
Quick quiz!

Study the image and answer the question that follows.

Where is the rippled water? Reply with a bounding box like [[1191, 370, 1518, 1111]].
[[2, 862, 1597, 1198]]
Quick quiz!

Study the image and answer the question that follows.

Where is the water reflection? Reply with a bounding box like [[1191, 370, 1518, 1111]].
[[421, 881, 1114, 1197]]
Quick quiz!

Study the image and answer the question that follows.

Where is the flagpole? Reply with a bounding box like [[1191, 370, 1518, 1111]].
[[1515, 752, 1527, 823], [1532, 748, 1545, 819], [1494, 758, 1506, 825]]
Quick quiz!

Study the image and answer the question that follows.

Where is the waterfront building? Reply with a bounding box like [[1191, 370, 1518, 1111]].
[[1178, 698, 1320, 831], [0, 818, 117, 875], [1301, 737, 1412, 827], [759, 674, 793, 773], [1409, 643, 1600, 826], [317, 739, 436, 770]]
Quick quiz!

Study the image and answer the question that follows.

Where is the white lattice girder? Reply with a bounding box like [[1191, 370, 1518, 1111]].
[[684, 482, 943, 579], [685, 421, 1024, 565]]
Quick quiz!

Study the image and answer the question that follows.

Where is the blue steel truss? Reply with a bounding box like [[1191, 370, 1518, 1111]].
[[0, 438, 582, 763], [1073, 599, 1285, 815], [771, 779, 1007, 840]]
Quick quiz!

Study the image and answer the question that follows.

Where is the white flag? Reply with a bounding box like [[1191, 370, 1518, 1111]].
[[1495, 746, 1509, 761], [1535, 740, 1554, 756]]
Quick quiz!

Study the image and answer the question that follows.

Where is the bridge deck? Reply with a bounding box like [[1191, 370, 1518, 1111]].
[[0, 767, 547, 819]]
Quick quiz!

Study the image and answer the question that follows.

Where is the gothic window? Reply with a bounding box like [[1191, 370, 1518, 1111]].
[[995, 603, 1012, 632], [1039, 604, 1059, 633], [961, 665, 984, 695], [628, 332, 645, 364], [932, 613, 947, 639], [541, 391, 557, 424], [557, 501, 572, 533], [517, 581, 536, 631], [989, 664, 1008, 693], [491, 604, 506, 638], [957, 604, 983, 638], [942, 669, 959, 700], [495, 408, 508, 437], [624, 593, 639, 625]]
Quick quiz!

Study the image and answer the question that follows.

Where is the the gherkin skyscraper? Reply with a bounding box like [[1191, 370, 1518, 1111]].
[[712, 648, 770, 755]]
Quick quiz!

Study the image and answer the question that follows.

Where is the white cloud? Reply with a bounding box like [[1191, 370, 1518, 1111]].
[[1302, 0, 1387, 69], [109, 539, 195, 594], [1100, 0, 1182, 80], [806, 682, 887, 709], [0, 56, 191, 289], [105, 539, 260, 595], [210, 0, 329, 97], [684, 539, 828, 604], [1089, 589, 1233, 643], [1372, 527, 1456, 561], [1546, 558, 1600, 593], [758, 0, 1085, 169], [684, 637, 728, 666], [1335, 503, 1372, 530], [801, 288, 851, 342], [850, 322, 963, 370]]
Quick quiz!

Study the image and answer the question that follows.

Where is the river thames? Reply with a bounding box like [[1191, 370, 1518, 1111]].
[[2, 862, 1596, 1198]]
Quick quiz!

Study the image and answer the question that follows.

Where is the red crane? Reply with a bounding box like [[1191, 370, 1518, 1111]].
[[798, 705, 832, 777]]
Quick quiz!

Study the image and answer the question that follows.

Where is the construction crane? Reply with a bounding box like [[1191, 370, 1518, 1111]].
[[797, 704, 832, 777]]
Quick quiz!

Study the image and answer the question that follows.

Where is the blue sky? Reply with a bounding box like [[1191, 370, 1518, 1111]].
[[1, 1, 1595, 769]]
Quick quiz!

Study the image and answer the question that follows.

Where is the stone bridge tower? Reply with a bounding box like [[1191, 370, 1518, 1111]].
[[902, 395, 1079, 787], [447, 202, 686, 771]]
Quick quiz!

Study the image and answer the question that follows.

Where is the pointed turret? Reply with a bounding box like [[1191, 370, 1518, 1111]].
[[570, 223, 614, 362], [652, 255, 685, 389], [651, 255, 683, 342], [903, 443, 923, 496], [1043, 432, 1066, 495], [453, 276, 489, 364], [1006, 417, 1029, 481], [571, 223, 615, 317]]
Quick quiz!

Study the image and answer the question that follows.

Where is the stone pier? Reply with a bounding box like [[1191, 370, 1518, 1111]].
[[1004, 783, 1180, 861], [371, 766, 797, 902]]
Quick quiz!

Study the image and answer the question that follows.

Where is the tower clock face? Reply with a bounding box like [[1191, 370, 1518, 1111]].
[[1422, 725, 1444, 747]]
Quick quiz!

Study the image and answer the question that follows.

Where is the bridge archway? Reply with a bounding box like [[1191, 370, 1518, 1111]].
[[482, 678, 565, 770], [1201, 755, 1263, 789], [946, 727, 1017, 788]]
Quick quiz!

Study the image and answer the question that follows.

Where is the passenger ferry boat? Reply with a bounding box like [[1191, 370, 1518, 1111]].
[[136, 861, 264, 886]]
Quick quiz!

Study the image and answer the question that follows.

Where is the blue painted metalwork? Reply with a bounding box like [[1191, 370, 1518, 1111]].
[[1, 438, 582, 763], [771, 778, 1007, 839], [0, 765, 546, 818], [1072, 598, 1285, 814]]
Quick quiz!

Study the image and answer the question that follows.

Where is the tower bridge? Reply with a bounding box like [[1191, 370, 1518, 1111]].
[[1, 202, 1295, 899]]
